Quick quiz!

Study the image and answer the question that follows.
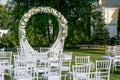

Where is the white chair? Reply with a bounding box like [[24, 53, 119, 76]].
[[112, 58, 120, 73], [61, 52, 72, 79], [35, 54, 48, 80], [75, 56, 90, 65], [0, 65, 4, 80], [13, 58, 36, 80], [107, 45, 120, 73], [0, 51, 13, 77], [68, 64, 90, 80], [95, 60, 111, 80], [37, 52, 48, 63], [17, 47, 25, 55], [42, 58, 62, 80]]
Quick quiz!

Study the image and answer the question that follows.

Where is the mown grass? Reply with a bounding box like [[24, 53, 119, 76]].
[[64, 48, 120, 80]]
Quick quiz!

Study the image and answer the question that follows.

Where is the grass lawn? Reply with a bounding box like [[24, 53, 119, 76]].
[[64, 48, 120, 80]]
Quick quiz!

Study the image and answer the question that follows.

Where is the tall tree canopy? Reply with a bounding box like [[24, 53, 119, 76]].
[[91, 11, 109, 44], [0, 5, 17, 48], [9, 0, 92, 47], [117, 8, 120, 36], [0, 0, 104, 48]]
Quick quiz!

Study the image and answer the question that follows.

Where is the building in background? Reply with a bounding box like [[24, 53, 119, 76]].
[[100, 0, 120, 38]]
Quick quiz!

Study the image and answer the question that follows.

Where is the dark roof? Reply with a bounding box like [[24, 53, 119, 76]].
[[102, 0, 120, 7]]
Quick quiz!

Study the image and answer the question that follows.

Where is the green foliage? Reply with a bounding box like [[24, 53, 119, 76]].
[[117, 8, 120, 36], [26, 13, 59, 47], [10, 0, 93, 47], [0, 5, 18, 48], [64, 0, 92, 45], [0, 0, 107, 48], [0, 5, 11, 29], [91, 11, 109, 44]]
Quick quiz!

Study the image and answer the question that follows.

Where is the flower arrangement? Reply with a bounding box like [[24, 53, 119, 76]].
[[19, 7, 68, 40], [105, 46, 115, 57]]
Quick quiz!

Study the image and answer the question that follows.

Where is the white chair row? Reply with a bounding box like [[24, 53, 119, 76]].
[[0, 51, 13, 80], [13, 49, 73, 80], [68, 55, 111, 80], [102, 45, 120, 73], [5, 47, 112, 80]]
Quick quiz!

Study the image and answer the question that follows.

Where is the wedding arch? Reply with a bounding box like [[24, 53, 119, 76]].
[[19, 7, 68, 54]]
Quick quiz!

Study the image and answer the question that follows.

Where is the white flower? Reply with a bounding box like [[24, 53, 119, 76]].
[[19, 6, 68, 44], [20, 25, 25, 29], [105, 48, 115, 57], [20, 29, 26, 34], [23, 18, 28, 22], [20, 21, 25, 26]]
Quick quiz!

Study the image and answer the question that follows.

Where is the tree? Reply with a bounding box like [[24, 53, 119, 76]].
[[0, 5, 11, 29], [63, 0, 92, 46], [10, 0, 93, 47], [117, 8, 120, 37], [91, 11, 109, 44], [0, 5, 17, 48]]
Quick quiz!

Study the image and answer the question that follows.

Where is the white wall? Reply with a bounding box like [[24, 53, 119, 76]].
[[104, 8, 118, 24], [107, 24, 117, 38]]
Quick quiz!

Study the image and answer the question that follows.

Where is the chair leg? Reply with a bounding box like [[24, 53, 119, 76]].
[[36, 72, 38, 80], [64, 73, 66, 80], [112, 64, 115, 73]]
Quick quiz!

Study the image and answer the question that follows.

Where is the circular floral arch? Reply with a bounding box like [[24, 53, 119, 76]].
[[19, 7, 68, 54]]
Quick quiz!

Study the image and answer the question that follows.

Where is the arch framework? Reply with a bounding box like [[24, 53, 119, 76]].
[[19, 7, 68, 54]]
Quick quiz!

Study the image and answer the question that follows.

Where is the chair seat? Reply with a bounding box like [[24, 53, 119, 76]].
[[42, 73, 61, 79], [89, 78, 104, 80], [75, 72, 88, 79], [114, 56, 120, 59], [16, 68, 28, 72], [38, 58, 48, 62], [101, 56, 113, 60], [13, 75, 33, 80], [35, 67, 48, 73]]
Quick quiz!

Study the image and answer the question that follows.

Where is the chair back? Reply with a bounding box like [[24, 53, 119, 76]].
[[96, 60, 111, 71], [75, 56, 90, 65], [48, 58, 62, 80], [61, 52, 72, 72], [40, 47, 50, 52], [95, 60, 111, 80], [72, 64, 90, 80], [14, 58, 36, 80]]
